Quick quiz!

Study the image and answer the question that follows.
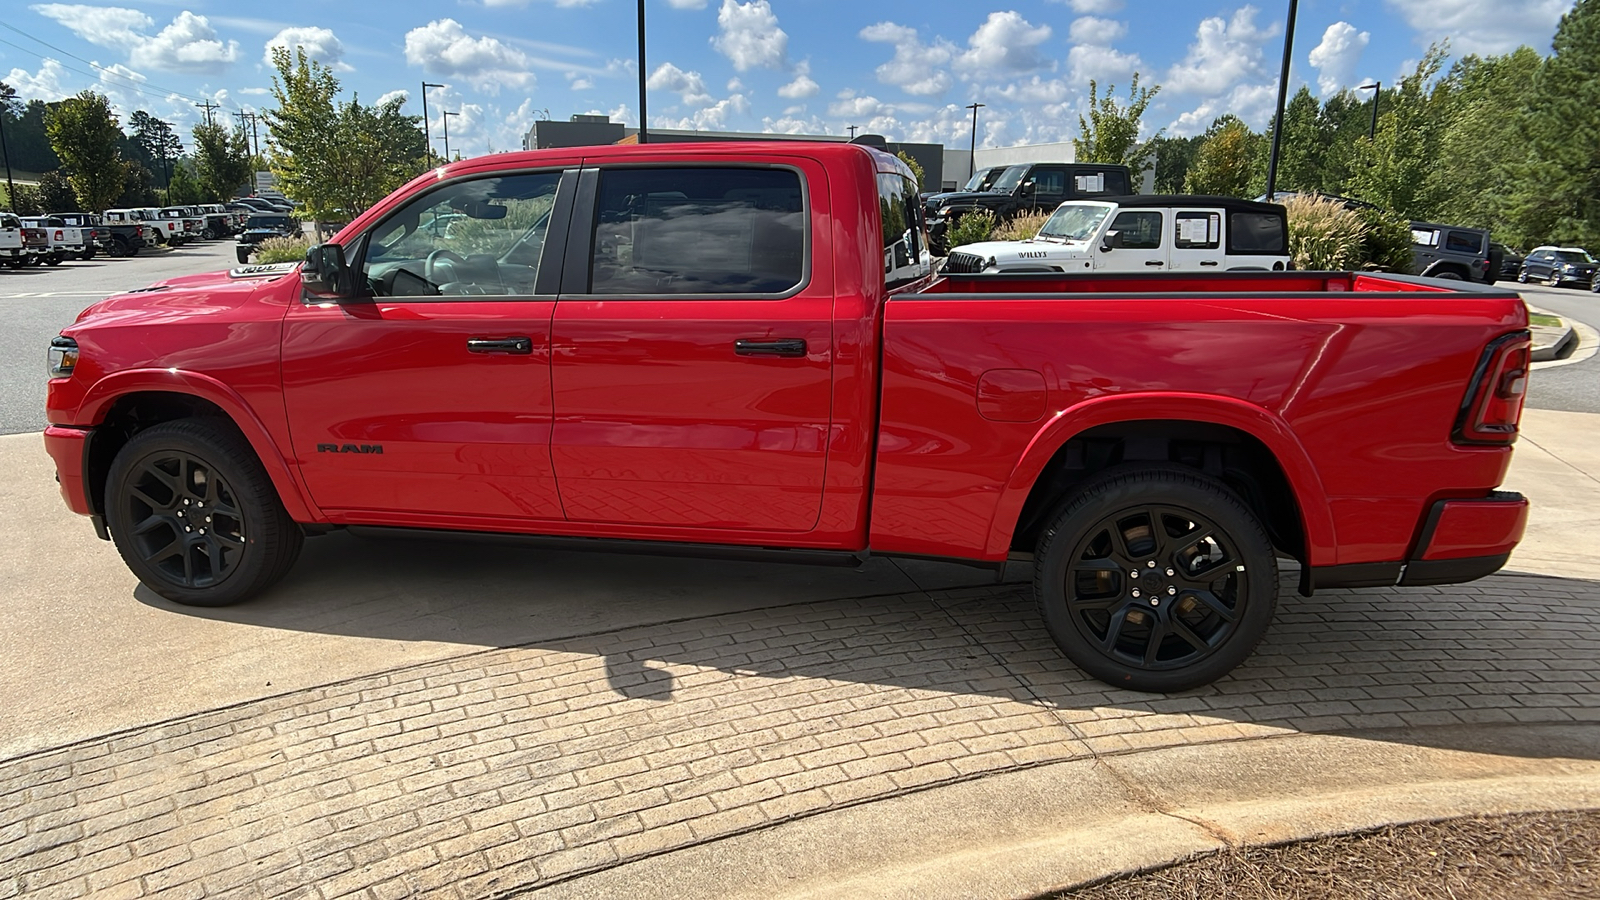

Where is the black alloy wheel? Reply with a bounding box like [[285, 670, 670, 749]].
[[1549, 269, 1562, 287], [1517, 269, 1529, 283], [1035, 465, 1277, 692], [106, 419, 302, 606]]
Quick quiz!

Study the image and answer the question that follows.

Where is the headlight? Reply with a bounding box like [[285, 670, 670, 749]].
[[48, 336, 78, 378]]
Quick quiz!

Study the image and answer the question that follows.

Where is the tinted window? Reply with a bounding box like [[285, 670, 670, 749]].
[[246, 216, 289, 229], [1230, 212, 1287, 254], [1111, 211, 1163, 249], [879, 172, 930, 289], [1554, 250, 1595, 263], [1174, 211, 1220, 250], [1031, 169, 1066, 198], [1445, 231, 1483, 254], [589, 167, 805, 296], [362, 171, 561, 298]]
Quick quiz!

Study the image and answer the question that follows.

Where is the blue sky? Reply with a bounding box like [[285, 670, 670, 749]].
[[0, 0, 1576, 159]]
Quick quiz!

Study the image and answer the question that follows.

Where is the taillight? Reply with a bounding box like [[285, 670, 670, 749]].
[[1454, 331, 1531, 445]]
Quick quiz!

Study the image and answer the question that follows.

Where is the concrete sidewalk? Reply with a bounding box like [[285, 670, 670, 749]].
[[2, 408, 1597, 899]]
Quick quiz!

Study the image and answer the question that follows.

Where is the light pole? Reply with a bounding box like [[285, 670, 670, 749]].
[[1263, 0, 1300, 199], [965, 102, 984, 178], [637, 0, 648, 144], [0, 103, 15, 213], [421, 83, 444, 164], [1359, 81, 1381, 140], [442, 110, 459, 161]]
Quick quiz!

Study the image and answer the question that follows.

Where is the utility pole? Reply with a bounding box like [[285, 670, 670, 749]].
[[1263, 0, 1300, 199], [195, 100, 219, 127], [422, 83, 443, 164], [636, 0, 648, 144], [442, 110, 459, 161], [965, 102, 985, 178], [0, 104, 14, 213], [1359, 81, 1381, 140], [847, 125, 858, 139]]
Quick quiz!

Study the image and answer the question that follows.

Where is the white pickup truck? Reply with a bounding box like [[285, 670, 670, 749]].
[[0, 213, 24, 267], [21, 216, 87, 265], [946, 195, 1291, 275]]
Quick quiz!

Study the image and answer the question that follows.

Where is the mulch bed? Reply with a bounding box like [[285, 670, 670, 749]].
[[1053, 809, 1600, 900]]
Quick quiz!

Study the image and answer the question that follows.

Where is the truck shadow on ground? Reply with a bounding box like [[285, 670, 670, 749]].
[[135, 530, 1600, 763]]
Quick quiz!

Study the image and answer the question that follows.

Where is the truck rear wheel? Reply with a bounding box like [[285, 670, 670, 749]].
[[1034, 465, 1278, 692], [105, 419, 303, 607]]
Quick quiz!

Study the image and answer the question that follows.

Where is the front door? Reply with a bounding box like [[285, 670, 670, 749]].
[[281, 167, 573, 522], [1099, 209, 1168, 272], [549, 161, 834, 533]]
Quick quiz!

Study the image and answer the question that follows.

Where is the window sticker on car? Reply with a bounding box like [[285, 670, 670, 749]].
[[1176, 213, 1220, 249], [1411, 228, 1440, 247], [1075, 173, 1105, 193]]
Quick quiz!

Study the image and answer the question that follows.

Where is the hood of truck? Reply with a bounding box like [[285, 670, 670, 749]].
[[71, 264, 299, 326], [926, 190, 1007, 210], [949, 238, 1090, 265]]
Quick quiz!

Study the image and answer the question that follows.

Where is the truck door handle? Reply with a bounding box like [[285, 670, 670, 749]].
[[467, 337, 533, 355], [1145, 261, 1165, 267], [735, 338, 807, 358], [1199, 260, 1219, 267]]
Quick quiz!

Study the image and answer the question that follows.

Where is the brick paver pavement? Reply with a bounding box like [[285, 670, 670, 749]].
[[2, 571, 1597, 899]]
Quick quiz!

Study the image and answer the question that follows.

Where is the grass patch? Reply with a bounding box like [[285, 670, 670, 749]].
[[1528, 313, 1562, 328]]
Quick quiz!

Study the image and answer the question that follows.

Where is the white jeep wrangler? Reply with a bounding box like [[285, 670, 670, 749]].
[[946, 195, 1291, 275]]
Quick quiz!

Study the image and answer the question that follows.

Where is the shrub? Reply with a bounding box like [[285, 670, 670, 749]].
[[945, 209, 998, 249], [1284, 195, 1366, 271], [993, 211, 1051, 241], [1357, 206, 1416, 272], [254, 235, 312, 265]]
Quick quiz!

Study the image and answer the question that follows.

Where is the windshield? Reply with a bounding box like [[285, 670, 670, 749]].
[[1554, 250, 1595, 263], [990, 165, 1030, 193], [1038, 203, 1113, 242], [962, 168, 1001, 192], [246, 216, 288, 229]]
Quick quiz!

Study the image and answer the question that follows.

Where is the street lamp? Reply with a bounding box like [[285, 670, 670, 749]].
[[442, 110, 460, 161], [422, 83, 444, 164], [637, 0, 648, 144], [965, 102, 985, 179], [1359, 81, 1381, 140], [1263, 0, 1300, 199]]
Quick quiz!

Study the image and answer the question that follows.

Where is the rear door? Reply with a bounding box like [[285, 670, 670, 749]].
[[1167, 208, 1224, 271], [548, 158, 834, 532]]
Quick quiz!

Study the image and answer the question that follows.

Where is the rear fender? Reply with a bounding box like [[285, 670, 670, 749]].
[[76, 369, 317, 522], [985, 392, 1337, 564]]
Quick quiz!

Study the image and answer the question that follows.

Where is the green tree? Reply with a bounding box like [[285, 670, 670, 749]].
[[37, 169, 77, 212], [129, 111, 181, 189], [44, 91, 125, 212], [1074, 74, 1161, 172], [1510, 0, 1600, 248], [192, 120, 253, 201], [1272, 86, 1324, 193], [1149, 134, 1201, 193], [166, 161, 204, 205], [111, 159, 157, 208], [1185, 116, 1260, 197], [1343, 47, 1451, 219], [1426, 48, 1542, 241], [895, 150, 925, 191], [5, 99, 62, 174]]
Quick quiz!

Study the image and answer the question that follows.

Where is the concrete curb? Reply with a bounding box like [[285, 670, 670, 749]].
[[1532, 323, 1576, 362]]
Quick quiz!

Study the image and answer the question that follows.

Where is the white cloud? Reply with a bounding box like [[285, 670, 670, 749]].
[[1383, 0, 1568, 55], [1169, 82, 1280, 136], [1063, 0, 1125, 12], [658, 94, 750, 131], [403, 19, 535, 94], [711, 0, 788, 72], [1069, 16, 1127, 46], [666, 0, 707, 7], [1068, 44, 1142, 86], [568, 74, 594, 91], [647, 62, 714, 107], [777, 61, 818, 99], [860, 22, 955, 96], [377, 89, 409, 107], [4, 59, 71, 102], [1308, 21, 1369, 96], [483, 0, 599, 7], [956, 11, 1053, 75], [32, 5, 240, 73], [1165, 6, 1279, 95], [265, 26, 348, 71]]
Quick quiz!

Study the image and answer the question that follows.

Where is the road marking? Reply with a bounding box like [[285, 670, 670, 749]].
[[0, 292, 112, 298]]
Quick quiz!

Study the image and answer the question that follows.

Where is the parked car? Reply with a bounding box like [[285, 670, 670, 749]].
[[196, 204, 235, 239], [946, 195, 1290, 274], [21, 216, 86, 265], [0, 212, 25, 267], [923, 161, 1134, 254], [97, 210, 155, 256], [1518, 246, 1597, 288], [1409, 221, 1496, 283], [45, 141, 1531, 693], [19, 223, 52, 265], [1492, 243, 1524, 278], [235, 214, 300, 264], [51, 213, 107, 259]]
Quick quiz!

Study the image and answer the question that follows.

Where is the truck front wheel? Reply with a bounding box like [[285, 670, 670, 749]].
[[105, 419, 303, 607], [1034, 465, 1278, 692]]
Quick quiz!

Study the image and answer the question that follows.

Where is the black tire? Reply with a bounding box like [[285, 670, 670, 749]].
[[45, 254, 62, 267], [81, 248, 95, 261], [1034, 465, 1278, 693], [1548, 270, 1561, 287], [1433, 271, 1462, 280], [1517, 269, 1529, 284], [236, 247, 251, 265], [1590, 277, 1599, 294], [105, 419, 303, 607]]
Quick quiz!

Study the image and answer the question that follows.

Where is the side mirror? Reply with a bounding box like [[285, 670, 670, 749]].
[[1101, 231, 1122, 252], [301, 243, 355, 300], [1021, 180, 1036, 196]]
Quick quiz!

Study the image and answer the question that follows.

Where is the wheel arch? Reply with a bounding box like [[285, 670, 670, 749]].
[[78, 375, 315, 523], [985, 394, 1336, 568]]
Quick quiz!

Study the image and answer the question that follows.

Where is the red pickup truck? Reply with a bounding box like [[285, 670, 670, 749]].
[[44, 142, 1530, 691]]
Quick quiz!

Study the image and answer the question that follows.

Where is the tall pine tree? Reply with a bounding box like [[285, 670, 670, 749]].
[[1512, 0, 1600, 248]]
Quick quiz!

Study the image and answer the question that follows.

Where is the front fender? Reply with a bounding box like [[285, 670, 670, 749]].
[[75, 369, 317, 522], [983, 392, 1337, 565]]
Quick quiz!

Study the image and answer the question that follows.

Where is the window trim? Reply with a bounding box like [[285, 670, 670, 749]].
[[340, 167, 576, 305], [561, 162, 814, 301], [1110, 209, 1165, 251]]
